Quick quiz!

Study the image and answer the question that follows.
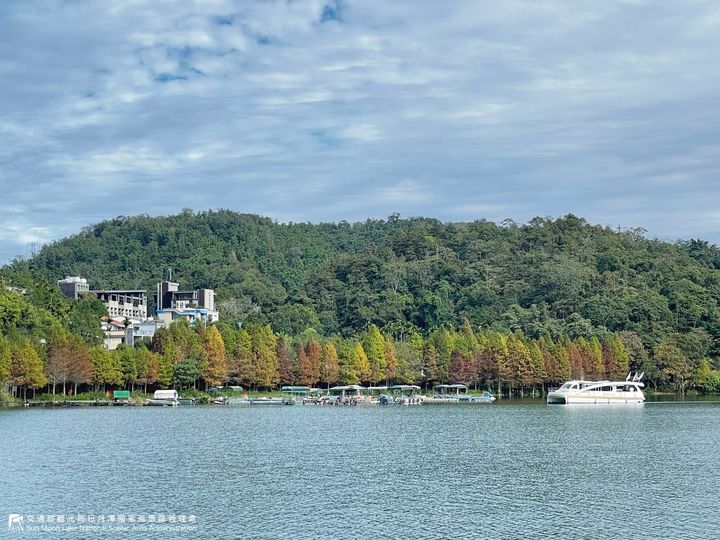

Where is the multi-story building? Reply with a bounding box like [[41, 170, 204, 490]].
[[58, 276, 90, 299], [92, 289, 148, 320], [154, 280, 219, 325]]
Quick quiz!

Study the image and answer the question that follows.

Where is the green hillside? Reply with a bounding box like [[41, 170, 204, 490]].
[[12, 209, 720, 348]]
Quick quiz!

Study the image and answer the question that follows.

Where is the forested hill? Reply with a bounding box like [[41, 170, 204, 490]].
[[12, 210, 720, 349]]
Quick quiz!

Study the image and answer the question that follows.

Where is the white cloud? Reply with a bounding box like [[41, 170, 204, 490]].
[[1, 0, 720, 262]]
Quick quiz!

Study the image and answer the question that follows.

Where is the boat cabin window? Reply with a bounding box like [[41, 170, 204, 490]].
[[559, 382, 575, 390]]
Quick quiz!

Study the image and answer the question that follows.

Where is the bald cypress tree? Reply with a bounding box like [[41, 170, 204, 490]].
[[253, 325, 278, 389], [201, 325, 227, 388], [11, 340, 47, 399], [319, 341, 340, 388], [363, 324, 386, 384]]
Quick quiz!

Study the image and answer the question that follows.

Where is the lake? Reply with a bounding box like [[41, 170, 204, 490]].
[[1, 401, 719, 538]]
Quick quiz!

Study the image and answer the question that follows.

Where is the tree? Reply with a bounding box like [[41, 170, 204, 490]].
[[234, 329, 255, 388], [116, 345, 138, 390], [11, 340, 47, 399], [528, 341, 546, 395], [422, 342, 439, 385], [201, 325, 227, 388], [448, 351, 476, 386], [136, 347, 159, 393], [429, 328, 454, 383], [67, 335, 93, 395], [363, 324, 386, 384], [319, 342, 340, 388], [338, 341, 360, 385], [46, 327, 71, 397], [603, 334, 629, 380], [0, 333, 10, 388], [295, 344, 310, 386], [157, 350, 175, 389], [67, 296, 106, 347], [506, 333, 532, 397], [276, 336, 296, 385], [174, 358, 200, 389], [384, 336, 397, 383], [352, 342, 370, 383], [303, 337, 322, 386], [90, 348, 122, 390], [252, 325, 278, 389], [654, 340, 691, 391]]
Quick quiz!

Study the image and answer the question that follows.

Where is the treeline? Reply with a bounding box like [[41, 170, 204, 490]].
[[4, 210, 720, 395], [4, 317, 720, 398]]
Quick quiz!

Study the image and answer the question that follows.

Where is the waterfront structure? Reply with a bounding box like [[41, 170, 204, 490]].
[[57, 276, 89, 299], [154, 280, 219, 324]]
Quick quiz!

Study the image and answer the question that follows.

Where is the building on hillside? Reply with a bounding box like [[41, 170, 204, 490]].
[[58, 276, 89, 299], [125, 319, 163, 347], [101, 319, 131, 350], [57, 276, 157, 350], [154, 280, 219, 325], [91, 289, 148, 320]]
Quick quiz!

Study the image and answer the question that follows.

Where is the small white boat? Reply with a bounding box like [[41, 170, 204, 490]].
[[146, 389, 179, 406], [547, 372, 645, 404]]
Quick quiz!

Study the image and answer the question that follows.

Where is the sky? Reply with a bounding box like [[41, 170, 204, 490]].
[[1, 0, 720, 263]]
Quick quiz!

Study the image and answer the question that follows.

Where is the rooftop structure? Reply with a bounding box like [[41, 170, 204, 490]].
[[154, 280, 219, 325], [58, 276, 89, 299]]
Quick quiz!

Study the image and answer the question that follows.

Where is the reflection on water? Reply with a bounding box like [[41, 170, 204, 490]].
[[1, 402, 719, 538]]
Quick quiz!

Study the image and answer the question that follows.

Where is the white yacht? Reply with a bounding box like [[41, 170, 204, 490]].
[[547, 372, 645, 404]]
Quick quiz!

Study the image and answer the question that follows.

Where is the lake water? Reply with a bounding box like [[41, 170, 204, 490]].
[[1, 401, 719, 539]]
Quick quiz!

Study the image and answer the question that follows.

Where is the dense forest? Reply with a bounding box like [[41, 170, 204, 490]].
[[2, 210, 720, 397]]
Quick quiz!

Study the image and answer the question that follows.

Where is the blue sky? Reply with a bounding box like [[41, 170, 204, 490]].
[[1, 0, 720, 263]]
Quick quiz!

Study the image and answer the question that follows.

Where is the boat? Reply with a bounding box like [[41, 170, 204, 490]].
[[547, 372, 645, 404], [426, 384, 495, 403], [146, 389, 179, 407], [457, 390, 496, 403], [382, 385, 424, 405], [328, 385, 373, 405]]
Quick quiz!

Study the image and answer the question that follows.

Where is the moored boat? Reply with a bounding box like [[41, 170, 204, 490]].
[[547, 372, 645, 404], [457, 390, 496, 403], [146, 389, 179, 407]]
